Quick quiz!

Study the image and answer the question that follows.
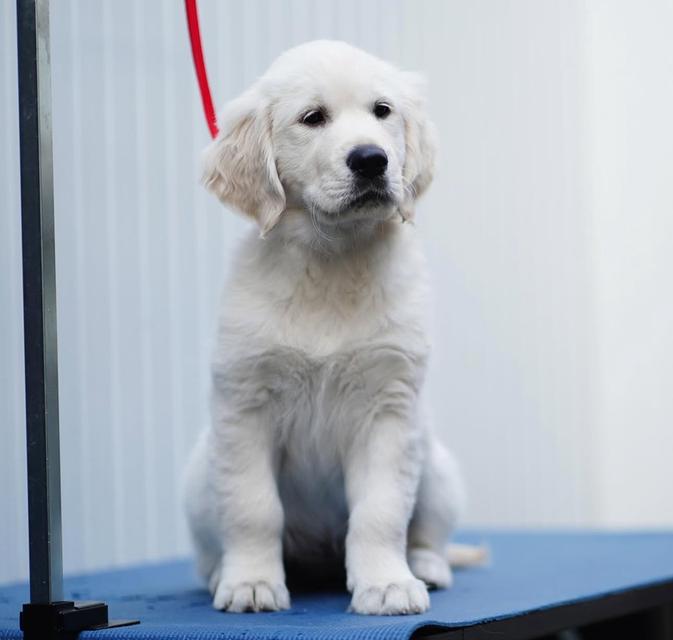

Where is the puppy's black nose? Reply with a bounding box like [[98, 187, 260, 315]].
[[346, 144, 388, 179]]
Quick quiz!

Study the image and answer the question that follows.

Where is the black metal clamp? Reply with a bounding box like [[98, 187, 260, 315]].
[[16, 0, 139, 637], [20, 601, 138, 640]]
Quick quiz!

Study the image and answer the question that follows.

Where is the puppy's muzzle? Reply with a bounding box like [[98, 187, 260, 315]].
[[346, 145, 388, 180]]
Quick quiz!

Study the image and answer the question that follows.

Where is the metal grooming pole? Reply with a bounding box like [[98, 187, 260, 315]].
[[16, 0, 138, 636], [16, 0, 63, 607]]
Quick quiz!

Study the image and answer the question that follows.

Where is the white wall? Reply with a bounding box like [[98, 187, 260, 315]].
[[1, 0, 672, 585], [584, 0, 673, 527]]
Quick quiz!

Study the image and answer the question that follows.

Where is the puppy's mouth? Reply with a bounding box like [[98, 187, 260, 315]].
[[347, 188, 394, 209], [302, 181, 398, 226]]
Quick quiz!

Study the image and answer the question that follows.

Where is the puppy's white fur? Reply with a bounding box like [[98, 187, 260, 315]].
[[183, 41, 466, 616]]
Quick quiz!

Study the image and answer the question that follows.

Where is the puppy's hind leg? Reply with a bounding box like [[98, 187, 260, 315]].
[[407, 437, 466, 589], [182, 430, 224, 594]]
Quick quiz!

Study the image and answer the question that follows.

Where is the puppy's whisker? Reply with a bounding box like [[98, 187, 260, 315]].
[[309, 203, 335, 248], [401, 175, 417, 199]]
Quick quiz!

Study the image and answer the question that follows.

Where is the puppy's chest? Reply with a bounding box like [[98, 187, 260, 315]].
[[271, 264, 389, 354], [217, 338, 422, 441], [216, 238, 429, 431], [256, 347, 395, 440]]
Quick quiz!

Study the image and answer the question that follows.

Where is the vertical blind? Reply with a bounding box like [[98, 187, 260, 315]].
[[1, 0, 620, 584]]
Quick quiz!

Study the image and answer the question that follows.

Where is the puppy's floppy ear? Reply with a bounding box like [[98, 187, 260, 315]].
[[202, 84, 285, 236], [399, 72, 438, 221]]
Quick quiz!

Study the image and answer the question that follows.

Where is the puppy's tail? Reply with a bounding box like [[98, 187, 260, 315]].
[[447, 542, 490, 568]]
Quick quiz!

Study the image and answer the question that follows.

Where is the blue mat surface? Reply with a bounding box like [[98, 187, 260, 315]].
[[2, 531, 673, 640]]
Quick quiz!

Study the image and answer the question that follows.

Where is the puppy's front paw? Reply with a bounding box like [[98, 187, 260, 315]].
[[213, 578, 290, 612], [349, 577, 429, 615], [408, 548, 453, 589]]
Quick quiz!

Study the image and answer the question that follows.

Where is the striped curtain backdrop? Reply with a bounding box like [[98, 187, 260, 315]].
[[2, 0, 672, 585]]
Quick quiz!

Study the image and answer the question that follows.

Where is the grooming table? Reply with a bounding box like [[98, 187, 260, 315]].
[[2, 532, 672, 640]]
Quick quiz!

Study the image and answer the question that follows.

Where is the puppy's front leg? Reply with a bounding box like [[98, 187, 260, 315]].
[[345, 412, 429, 615], [210, 409, 289, 612]]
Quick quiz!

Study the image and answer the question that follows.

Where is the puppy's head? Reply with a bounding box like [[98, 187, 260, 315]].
[[203, 41, 436, 240]]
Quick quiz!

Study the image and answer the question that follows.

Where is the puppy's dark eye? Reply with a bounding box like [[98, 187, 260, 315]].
[[373, 102, 392, 119], [302, 109, 326, 126]]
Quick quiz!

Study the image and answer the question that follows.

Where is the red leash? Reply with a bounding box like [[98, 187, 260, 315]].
[[184, 0, 219, 138]]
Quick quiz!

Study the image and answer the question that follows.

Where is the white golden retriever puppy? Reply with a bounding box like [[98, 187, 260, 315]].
[[183, 40, 474, 616]]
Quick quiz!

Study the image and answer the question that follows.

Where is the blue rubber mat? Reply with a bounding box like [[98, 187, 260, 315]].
[[2, 531, 673, 639]]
